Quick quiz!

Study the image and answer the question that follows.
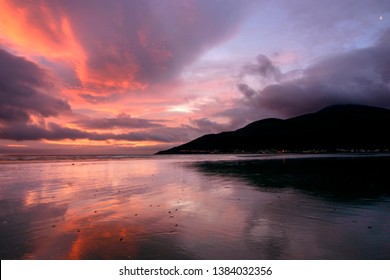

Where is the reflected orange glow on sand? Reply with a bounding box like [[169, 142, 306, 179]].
[[3, 156, 389, 259], [64, 222, 144, 260], [9, 158, 248, 259]]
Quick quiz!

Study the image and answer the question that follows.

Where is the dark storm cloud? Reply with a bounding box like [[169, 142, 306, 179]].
[[0, 122, 174, 143], [147, 125, 200, 143], [74, 114, 163, 130], [237, 84, 258, 99], [0, 122, 87, 141], [240, 54, 282, 83], [0, 48, 71, 123], [237, 28, 390, 118], [190, 118, 231, 134]]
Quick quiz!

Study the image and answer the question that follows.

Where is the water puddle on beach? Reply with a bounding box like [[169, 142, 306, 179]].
[[1, 154, 390, 259]]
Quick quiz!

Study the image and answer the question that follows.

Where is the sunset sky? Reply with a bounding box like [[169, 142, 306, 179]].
[[1, 0, 389, 154]]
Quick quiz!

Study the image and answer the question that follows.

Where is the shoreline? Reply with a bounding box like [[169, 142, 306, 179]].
[[1, 151, 390, 164]]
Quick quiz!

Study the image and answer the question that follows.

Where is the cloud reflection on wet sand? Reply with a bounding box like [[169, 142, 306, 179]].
[[1, 155, 390, 259]]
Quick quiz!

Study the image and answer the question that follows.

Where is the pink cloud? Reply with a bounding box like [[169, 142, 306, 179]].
[[1, 0, 254, 93]]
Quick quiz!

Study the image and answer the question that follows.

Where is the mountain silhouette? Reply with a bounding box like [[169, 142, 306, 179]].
[[156, 104, 390, 154]]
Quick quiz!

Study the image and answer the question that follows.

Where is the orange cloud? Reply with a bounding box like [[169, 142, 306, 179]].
[[0, 1, 84, 62], [0, 0, 146, 91], [0, 0, 258, 154], [1, 0, 252, 95]]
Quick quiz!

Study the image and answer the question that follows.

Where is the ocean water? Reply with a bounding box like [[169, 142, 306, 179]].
[[0, 153, 389, 260]]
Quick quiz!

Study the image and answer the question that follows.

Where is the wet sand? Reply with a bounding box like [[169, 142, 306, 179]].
[[1, 154, 390, 259]]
